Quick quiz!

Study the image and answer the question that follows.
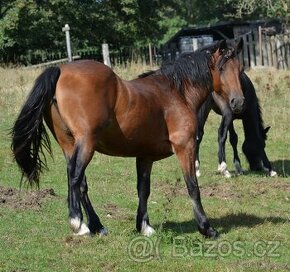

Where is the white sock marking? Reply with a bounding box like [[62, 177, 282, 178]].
[[69, 217, 81, 232], [195, 160, 201, 177]]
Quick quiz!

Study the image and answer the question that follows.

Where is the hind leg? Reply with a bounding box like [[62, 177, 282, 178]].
[[63, 141, 106, 236], [67, 143, 89, 234], [80, 175, 107, 235]]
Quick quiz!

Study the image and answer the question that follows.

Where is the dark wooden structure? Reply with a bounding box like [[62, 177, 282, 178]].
[[161, 20, 289, 70]]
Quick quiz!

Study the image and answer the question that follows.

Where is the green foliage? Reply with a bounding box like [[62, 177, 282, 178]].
[[225, 0, 289, 23], [0, 0, 288, 63]]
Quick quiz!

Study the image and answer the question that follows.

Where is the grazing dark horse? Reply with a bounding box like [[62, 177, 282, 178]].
[[196, 72, 277, 178], [11, 40, 244, 238]]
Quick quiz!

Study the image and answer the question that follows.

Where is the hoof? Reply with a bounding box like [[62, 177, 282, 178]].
[[218, 162, 231, 178], [98, 227, 108, 236], [223, 170, 231, 178], [69, 217, 82, 233], [198, 226, 219, 239], [196, 169, 201, 178], [234, 162, 244, 175], [270, 170, 277, 177], [141, 221, 156, 237], [73, 223, 91, 236]]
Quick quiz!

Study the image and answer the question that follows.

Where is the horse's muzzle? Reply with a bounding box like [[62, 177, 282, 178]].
[[230, 96, 244, 114]]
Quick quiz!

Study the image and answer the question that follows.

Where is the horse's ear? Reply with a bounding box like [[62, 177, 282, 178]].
[[235, 38, 243, 55], [219, 39, 227, 52], [264, 126, 271, 134], [207, 40, 227, 55], [209, 40, 226, 62]]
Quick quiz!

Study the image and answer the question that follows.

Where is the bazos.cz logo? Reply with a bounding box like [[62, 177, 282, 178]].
[[127, 235, 281, 262]]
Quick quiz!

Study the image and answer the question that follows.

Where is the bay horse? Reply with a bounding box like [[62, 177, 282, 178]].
[[196, 72, 277, 178], [11, 40, 244, 238]]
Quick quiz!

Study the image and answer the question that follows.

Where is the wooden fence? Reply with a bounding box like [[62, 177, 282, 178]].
[[239, 28, 290, 70], [2, 31, 289, 70], [160, 30, 290, 70]]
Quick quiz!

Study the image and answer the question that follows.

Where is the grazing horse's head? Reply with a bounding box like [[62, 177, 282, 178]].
[[243, 126, 271, 171], [208, 39, 245, 114]]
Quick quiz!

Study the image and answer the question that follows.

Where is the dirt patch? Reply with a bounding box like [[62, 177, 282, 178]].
[[200, 183, 242, 199], [155, 180, 242, 200], [155, 179, 290, 200], [0, 186, 56, 210], [103, 203, 132, 221]]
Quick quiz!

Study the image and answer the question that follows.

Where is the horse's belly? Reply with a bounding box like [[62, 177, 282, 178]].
[[95, 122, 173, 159]]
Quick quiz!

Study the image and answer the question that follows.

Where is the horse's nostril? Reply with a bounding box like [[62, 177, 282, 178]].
[[230, 96, 244, 113], [230, 98, 236, 107]]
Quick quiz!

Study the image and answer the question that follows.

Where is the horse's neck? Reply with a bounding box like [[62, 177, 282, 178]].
[[242, 107, 264, 142], [185, 86, 211, 113]]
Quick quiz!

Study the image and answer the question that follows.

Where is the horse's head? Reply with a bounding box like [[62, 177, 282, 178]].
[[242, 126, 270, 171], [208, 39, 245, 114]]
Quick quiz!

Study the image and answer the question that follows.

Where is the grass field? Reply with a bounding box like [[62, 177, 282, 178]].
[[0, 64, 290, 272]]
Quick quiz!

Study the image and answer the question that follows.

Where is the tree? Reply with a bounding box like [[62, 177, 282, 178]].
[[0, 0, 288, 64], [225, 0, 289, 27]]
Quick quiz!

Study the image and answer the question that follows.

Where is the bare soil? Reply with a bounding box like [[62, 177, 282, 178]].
[[0, 186, 55, 210], [155, 179, 290, 200]]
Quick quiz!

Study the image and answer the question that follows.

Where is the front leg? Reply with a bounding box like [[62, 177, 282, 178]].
[[136, 158, 155, 236], [261, 150, 277, 177], [217, 112, 233, 178], [196, 96, 213, 177], [173, 137, 218, 238], [228, 122, 244, 175]]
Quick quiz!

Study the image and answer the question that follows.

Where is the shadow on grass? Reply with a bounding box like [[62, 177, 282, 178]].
[[271, 160, 290, 177], [229, 160, 290, 177], [162, 212, 288, 235]]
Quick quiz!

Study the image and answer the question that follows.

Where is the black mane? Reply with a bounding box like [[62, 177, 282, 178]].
[[139, 40, 240, 98], [139, 50, 214, 96]]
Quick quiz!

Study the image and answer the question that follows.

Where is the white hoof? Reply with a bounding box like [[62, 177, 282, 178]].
[[223, 170, 231, 178], [141, 221, 156, 237], [98, 227, 108, 236], [196, 169, 201, 178], [74, 223, 91, 236], [270, 170, 277, 177], [218, 162, 231, 178]]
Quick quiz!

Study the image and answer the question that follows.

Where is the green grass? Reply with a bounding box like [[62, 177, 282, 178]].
[[0, 65, 290, 271]]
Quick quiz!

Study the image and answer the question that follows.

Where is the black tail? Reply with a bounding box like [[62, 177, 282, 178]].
[[11, 66, 61, 185]]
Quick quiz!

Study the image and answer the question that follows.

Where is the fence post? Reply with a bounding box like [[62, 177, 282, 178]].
[[102, 43, 111, 67], [149, 43, 153, 66], [62, 24, 72, 62], [258, 26, 262, 66], [248, 32, 255, 67]]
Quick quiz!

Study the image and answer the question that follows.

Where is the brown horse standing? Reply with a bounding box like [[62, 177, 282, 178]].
[[11, 40, 244, 238]]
